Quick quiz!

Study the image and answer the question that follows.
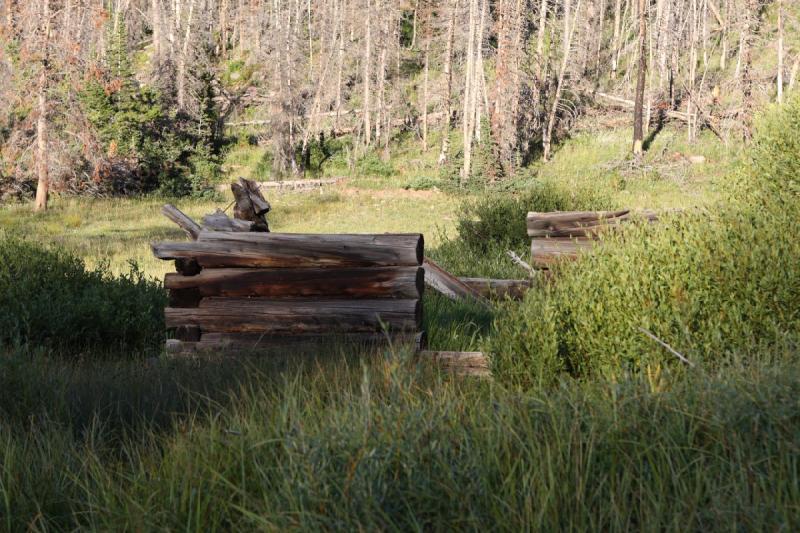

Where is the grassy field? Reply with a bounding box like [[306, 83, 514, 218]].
[[4, 116, 797, 530]]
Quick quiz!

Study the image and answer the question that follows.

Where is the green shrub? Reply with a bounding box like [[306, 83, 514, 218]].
[[490, 207, 800, 386], [746, 94, 800, 202], [356, 152, 395, 177], [455, 181, 613, 252], [0, 237, 165, 356]]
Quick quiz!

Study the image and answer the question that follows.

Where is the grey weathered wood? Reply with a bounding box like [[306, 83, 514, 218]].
[[530, 237, 597, 267], [459, 278, 530, 300], [417, 350, 492, 377], [526, 209, 631, 237], [165, 298, 421, 334], [152, 232, 424, 268], [422, 258, 491, 307], [161, 204, 201, 240], [165, 266, 424, 299], [201, 209, 253, 232]]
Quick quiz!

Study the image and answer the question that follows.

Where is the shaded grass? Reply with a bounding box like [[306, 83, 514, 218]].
[[2, 348, 799, 531]]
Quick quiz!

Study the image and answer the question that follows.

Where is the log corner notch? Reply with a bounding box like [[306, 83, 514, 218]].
[[527, 209, 659, 267]]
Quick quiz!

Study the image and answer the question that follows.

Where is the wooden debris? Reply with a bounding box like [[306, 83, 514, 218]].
[[215, 178, 341, 193], [459, 277, 530, 300], [161, 204, 201, 240], [421, 258, 491, 308], [201, 209, 254, 232], [527, 209, 660, 267], [418, 350, 491, 378], [165, 298, 421, 335], [153, 232, 424, 269], [165, 266, 423, 300], [230, 177, 270, 231]]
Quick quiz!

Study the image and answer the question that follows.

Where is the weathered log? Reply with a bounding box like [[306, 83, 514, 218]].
[[161, 204, 201, 240], [417, 350, 492, 377], [201, 209, 253, 232], [530, 237, 596, 266], [153, 232, 424, 268], [165, 298, 421, 334], [230, 182, 255, 221], [421, 258, 491, 307], [459, 278, 530, 300], [165, 266, 424, 300], [526, 210, 631, 237], [215, 178, 341, 193], [527, 209, 659, 237], [240, 177, 270, 216]]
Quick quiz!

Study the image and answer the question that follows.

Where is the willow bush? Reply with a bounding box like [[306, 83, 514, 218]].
[[490, 96, 800, 387]]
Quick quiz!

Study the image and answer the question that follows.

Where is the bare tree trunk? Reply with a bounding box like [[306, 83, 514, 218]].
[[335, 0, 344, 128], [543, 0, 580, 161], [421, 15, 430, 151], [376, 14, 388, 146], [789, 55, 800, 92], [461, 0, 478, 183], [438, 0, 456, 166], [34, 0, 51, 212], [741, 0, 757, 140], [363, 0, 372, 146], [632, 0, 647, 156], [777, 0, 784, 103], [177, 0, 196, 110], [152, 0, 162, 59], [611, 0, 622, 77]]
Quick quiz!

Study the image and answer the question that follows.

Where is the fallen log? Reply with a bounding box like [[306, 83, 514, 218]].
[[166, 297, 421, 334], [201, 209, 254, 232], [459, 278, 530, 300], [165, 266, 424, 300], [531, 237, 597, 267], [526, 209, 631, 237], [153, 232, 424, 268], [422, 258, 491, 308], [161, 204, 201, 240], [417, 350, 491, 378]]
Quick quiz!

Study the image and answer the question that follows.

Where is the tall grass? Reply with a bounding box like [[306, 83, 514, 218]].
[[2, 350, 799, 531]]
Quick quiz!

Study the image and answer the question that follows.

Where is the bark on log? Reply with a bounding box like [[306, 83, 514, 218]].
[[201, 209, 254, 232], [165, 298, 421, 334], [422, 258, 491, 307], [165, 266, 424, 300], [162, 204, 201, 240], [459, 278, 530, 300], [152, 232, 424, 268], [526, 210, 630, 236]]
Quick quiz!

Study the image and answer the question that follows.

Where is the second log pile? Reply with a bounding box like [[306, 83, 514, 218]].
[[153, 231, 425, 352], [527, 209, 659, 267]]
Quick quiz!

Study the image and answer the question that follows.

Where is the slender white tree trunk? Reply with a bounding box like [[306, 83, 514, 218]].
[[34, 0, 51, 212]]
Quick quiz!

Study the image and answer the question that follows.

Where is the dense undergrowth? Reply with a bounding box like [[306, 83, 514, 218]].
[[1, 98, 799, 530]]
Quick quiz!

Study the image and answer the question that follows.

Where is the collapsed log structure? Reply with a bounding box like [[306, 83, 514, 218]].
[[153, 231, 425, 353], [527, 209, 659, 267]]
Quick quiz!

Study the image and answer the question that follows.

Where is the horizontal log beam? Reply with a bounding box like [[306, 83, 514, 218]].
[[417, 350, 492, 378], [152, 232, 424, 268], [165, 266, 424, 299], [165, 298, 421, 334], [527, 210, 659, 237], [459, 278, 531, 300]]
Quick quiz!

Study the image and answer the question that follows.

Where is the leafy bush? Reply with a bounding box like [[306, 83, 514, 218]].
[[356, 152, 395, 177], [404, 175, 443, 190], [456, 181, 612, 251], [490, 99, 800, 387], [0, 237, 165, 356]]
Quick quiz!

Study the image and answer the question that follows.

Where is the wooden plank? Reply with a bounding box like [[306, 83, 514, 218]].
[[422, 258, 491, 307], [165, 298, 421, 334], [152, 232, 424, 268], [165, 266, 424, 299], [459, 278, 530, 300], [161, 204, 201, 240], [194, 331, 425, 352]]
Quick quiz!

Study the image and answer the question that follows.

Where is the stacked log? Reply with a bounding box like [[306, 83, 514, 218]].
[[152, 231, 425, 353], [527, 209, 658, 267]]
